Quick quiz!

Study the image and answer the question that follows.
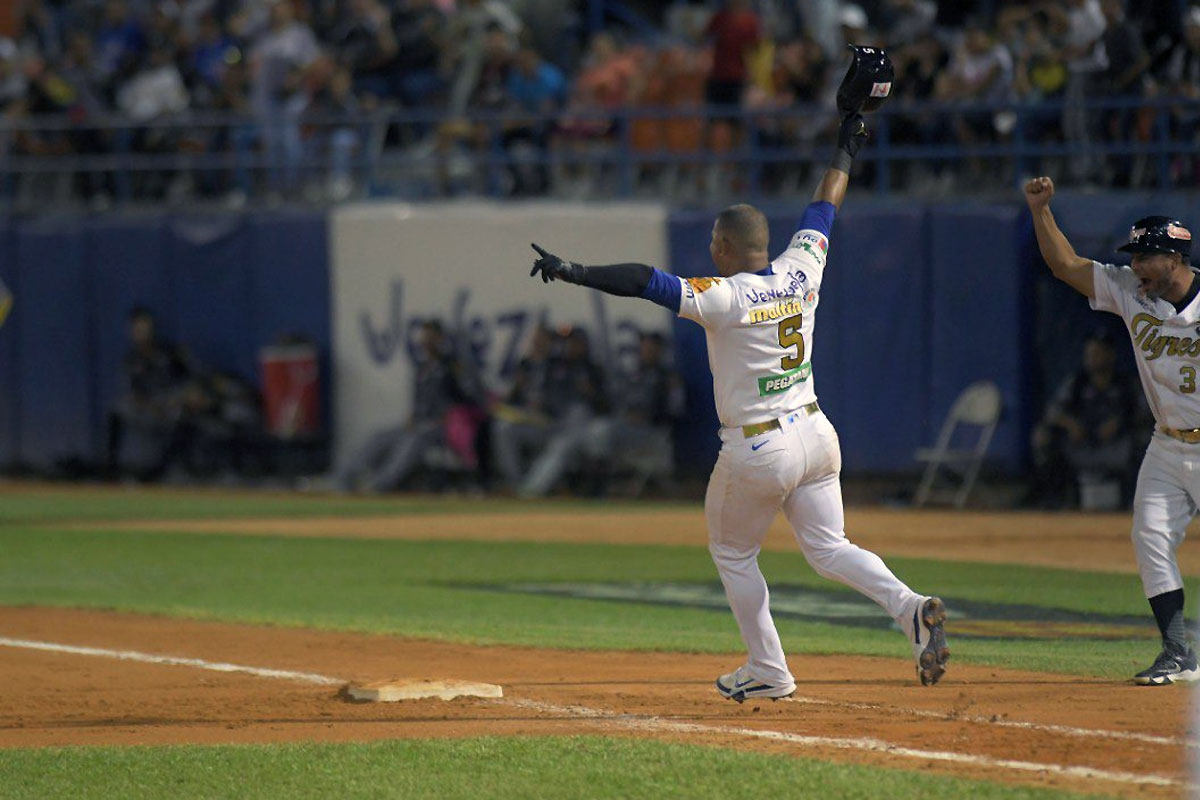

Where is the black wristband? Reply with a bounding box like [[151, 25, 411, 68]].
[[831, 148, 854, 174], [561, 262, 587, 284]]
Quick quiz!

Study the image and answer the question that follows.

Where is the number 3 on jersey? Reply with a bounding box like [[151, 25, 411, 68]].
[[777, 314, 805, 370], [1182, 365, 1197, 394]]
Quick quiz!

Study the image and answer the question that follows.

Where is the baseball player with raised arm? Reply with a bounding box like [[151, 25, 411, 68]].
[[1026, 175, 1200, 685], [527, 56, 950, 699]]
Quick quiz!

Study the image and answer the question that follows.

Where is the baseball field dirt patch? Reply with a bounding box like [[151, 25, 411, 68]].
[[0, 606, 1188, 799]]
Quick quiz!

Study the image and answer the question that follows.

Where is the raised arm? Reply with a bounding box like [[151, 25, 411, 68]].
[[811, 167, 849, 211], [1024, 176, 1095, 299], [784, 113, 870, 248], [812, 114, 869, 211]]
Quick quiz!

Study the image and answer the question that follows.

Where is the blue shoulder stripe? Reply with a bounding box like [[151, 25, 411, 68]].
[[798, 201, 836, 237], [640, 268, 682, 313]]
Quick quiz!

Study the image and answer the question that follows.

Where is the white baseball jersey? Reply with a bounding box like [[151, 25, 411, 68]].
[[674, 228, 829, 427], [1091, 262, 1200, 429]]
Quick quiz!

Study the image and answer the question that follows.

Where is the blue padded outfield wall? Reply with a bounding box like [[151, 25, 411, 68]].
[[0, 194, 1190, 475], [0, 212, 330, 468]]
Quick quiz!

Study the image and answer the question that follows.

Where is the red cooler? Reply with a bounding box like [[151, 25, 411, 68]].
[[260, 344, 321, 438]]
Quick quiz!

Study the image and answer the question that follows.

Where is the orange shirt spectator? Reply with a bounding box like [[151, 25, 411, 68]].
[[577, 32, 639, 110]]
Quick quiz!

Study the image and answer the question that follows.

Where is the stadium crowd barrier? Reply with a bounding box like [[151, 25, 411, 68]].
[[0, 95, 1195, 209]]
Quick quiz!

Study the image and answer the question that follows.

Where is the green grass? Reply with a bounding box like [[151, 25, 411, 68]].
[[0, 737, 1109, 800], [0, 488, 691, 524], [0, 528, 1176, 679]]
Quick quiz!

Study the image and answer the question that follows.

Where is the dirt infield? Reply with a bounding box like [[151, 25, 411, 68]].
[[0, 606, 1188, 798], [108, 506, 1200, 576], [7, 489, 1200, 797]]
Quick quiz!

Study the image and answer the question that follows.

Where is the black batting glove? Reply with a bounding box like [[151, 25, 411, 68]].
[[836, 113, 870, 159], [530, 243, 585, 284]]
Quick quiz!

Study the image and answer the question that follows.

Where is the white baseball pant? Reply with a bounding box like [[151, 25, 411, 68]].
[[706, 407, 922, 686], [1132, 431, 1198, 599]]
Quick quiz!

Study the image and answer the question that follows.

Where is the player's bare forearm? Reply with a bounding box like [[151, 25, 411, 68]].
[[1031, 206, 1094, 297], [812, 167, 850, 211], [1024, 176, 1094, 298]]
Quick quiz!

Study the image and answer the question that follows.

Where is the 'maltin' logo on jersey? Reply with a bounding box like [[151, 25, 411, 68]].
[[748, 298, 802, 324], [1131, 313, 1200, 359]]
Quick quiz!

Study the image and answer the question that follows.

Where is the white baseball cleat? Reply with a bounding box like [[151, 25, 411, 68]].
[[715, 665, 796, 703], [902, 596, 950, 686]]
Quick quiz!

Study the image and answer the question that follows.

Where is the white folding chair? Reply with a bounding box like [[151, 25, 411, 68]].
[[913, 381, 1003, 508]]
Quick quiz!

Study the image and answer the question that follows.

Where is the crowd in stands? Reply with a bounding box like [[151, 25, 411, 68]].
[[2, 0, 1198, 204], [313, 320, 684, 497]]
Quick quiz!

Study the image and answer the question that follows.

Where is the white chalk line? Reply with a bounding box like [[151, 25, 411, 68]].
[[782, 694, 1194, 749], [502, 698, 1184, 789], [0, 636, 1186, 788], [0, 637, 344, 686]]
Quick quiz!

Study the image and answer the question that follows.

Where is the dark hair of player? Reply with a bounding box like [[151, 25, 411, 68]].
[[716, 204, 769, 252]]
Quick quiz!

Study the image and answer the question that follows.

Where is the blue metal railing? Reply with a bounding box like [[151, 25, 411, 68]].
[[0, 94, 1195, 208]]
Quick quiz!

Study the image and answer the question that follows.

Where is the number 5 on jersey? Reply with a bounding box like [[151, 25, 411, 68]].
[[778, 314, 805, 369]]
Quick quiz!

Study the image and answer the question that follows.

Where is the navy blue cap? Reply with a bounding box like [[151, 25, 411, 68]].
[[1118, 215, 1192, 258]]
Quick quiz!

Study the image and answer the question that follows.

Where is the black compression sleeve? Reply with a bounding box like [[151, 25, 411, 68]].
[[578, 263, 654, 297]]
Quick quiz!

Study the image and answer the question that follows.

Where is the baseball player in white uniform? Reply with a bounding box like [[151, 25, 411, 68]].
[[528, 111, 950, 699], [1026, 176, 1200, 685]]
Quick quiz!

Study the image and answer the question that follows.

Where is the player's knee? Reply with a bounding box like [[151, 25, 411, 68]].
[[801, 539, 844, 571], [708, 540, 757, 566], [1130, 525, 1181, 570], [1130, 523, 1161, 548]]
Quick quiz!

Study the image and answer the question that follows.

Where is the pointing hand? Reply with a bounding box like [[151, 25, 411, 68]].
[[530, 243, 585, 284]]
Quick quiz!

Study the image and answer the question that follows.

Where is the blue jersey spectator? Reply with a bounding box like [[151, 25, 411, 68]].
[[94, 0, 146, 83], [190, 14, 238, 89], [499, 46, 566, 195], [506, 47, 567, 113]]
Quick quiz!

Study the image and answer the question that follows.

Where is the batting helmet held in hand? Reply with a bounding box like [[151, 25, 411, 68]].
[[1118, 215, 1192, 260], [837, 45, 894, 115]]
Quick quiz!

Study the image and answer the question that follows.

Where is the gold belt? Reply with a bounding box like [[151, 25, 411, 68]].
[[741, 402, 821, 438], [1160, 425, 1200, 444]]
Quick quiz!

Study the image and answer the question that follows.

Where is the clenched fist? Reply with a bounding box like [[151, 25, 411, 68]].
[[1024, 176, 1054, 210]]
